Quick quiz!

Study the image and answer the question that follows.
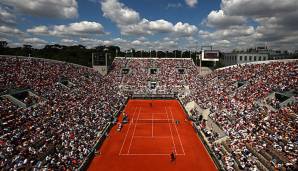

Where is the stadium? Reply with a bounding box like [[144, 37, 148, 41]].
[[1, 0, 298, 171], [0, 54, 297, 171]]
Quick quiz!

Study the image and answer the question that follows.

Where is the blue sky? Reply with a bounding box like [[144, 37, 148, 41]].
[[0, 0, 297, 51]]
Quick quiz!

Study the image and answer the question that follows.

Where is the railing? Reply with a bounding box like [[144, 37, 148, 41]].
[[176, 97, 191, 120], [78, 98, 128, 170], [192, 123, 225, 171], [113, 97, 129, 117], [131, 93, 177, 99], [78, 122, 112, 171]]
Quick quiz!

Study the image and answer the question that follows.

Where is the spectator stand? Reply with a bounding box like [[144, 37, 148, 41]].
[[1, 56, 297, 171], [192, 123, 226, 171], [1, 88, 42, 108], [263, 90, 297, 109], [0, 55, 125, 170], [78, 122, 112, 171]]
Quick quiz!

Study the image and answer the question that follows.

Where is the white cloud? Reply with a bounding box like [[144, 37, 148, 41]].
[[101, 0, 140, 25], [121, 19, 198, 36], [199, 25, 259, 51], [200, 0, 298, 51], [51, 21, 105, 36], [79, 37, 114, 48], [121, 19, 174, 35], [131, 40, 143, 46], [0, 6, 16, 25], [137, 36, 147, 41], [78, 37, 179, 51], [216, 40, 231, 44], [27, 21, 106, 37], [174, 22, 198, 36], [200, 25, 256, 40], [185, 0, 198, 7], [221, 0, 298, 18], [23, 37, 47, 44], [60, 38, 78, 46], [0, 25, 26, 37], [146, 19, 174, 33], [9, 42, 23, 48], [1, 0, 78, 18], [27, 25, 49, 35], [22, 37, 48, 48], [101, 0, 197, 37], [206, 10, 246, 29]]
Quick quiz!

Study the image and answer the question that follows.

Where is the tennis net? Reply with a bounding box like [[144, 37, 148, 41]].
[[132, 119, 175, 123]]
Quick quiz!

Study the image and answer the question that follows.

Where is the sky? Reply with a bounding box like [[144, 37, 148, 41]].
[[0, 0, 297, 52]]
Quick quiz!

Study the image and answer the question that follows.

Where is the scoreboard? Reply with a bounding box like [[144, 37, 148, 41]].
[[201, 50, 219, 61]]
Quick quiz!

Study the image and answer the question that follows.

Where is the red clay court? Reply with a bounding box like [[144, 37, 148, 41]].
[[88, 99, 217, 171]]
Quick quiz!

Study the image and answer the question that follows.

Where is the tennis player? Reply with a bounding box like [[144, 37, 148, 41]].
[[170, 152, 176, 162]]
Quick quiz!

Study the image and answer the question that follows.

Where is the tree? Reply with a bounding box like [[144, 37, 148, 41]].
[[23, 44, 32, 49], [0, 41, 8, 48], [23, 45, 33, 56]]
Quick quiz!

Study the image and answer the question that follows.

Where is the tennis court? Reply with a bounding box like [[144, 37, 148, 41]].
[[88, 99, 217, 171]]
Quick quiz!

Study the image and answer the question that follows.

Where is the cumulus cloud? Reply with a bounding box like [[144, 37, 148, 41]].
[[201, 0, 298, 51], [23, 37, 47, 44], [1, 0, 78, 18], [22, 37, 48, 48], [185, 0, 198, 7], [51, 21, 105, 36], [221, 0, 298, 48], [78, 37, 179, 51], [60, 38, 78, 46], [121, 19, 197, 36], [121, 19, 174, 35], [27, 25, 49, 35], [221, 0, 298, 18], [200, 25, 256, 40], [0, 6, 16, 25], [0, 25, 26, 37], [27, 21, 106, 37], [206, 10, 246, 29], [101, 0, 140, 25], [79, 37, 114, 48], [8, 42, 23, 48], [199, 25, 260, 51], [174, 22, 198, 36], [101, 0, 197, 36]]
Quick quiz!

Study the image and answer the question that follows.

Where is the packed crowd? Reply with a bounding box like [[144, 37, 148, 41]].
[[183, 61, 298, 170], [0, 56, 125, 170], [118, 57, 198, 94], [1, 55, 297, 171]]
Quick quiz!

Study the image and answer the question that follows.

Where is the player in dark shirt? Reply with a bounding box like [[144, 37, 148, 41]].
[[170, 152, 176, 162]]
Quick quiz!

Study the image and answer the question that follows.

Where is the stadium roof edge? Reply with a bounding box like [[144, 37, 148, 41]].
[[0, 55, 91, 69], [115, 57, 193, 60], [216, 59, 298, 71]]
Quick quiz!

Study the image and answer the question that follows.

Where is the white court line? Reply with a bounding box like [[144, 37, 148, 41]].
[[127, 107, 141, 154], [133, 136, 171, 138], [169, 107, 186, 155], [133, 119, 175, 121], [119, 153, 185, 156], [165, 106, 177, 154], [152, 112, 167, 115], [130, 123, 152, 125], [119, 107, 138, 155]]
